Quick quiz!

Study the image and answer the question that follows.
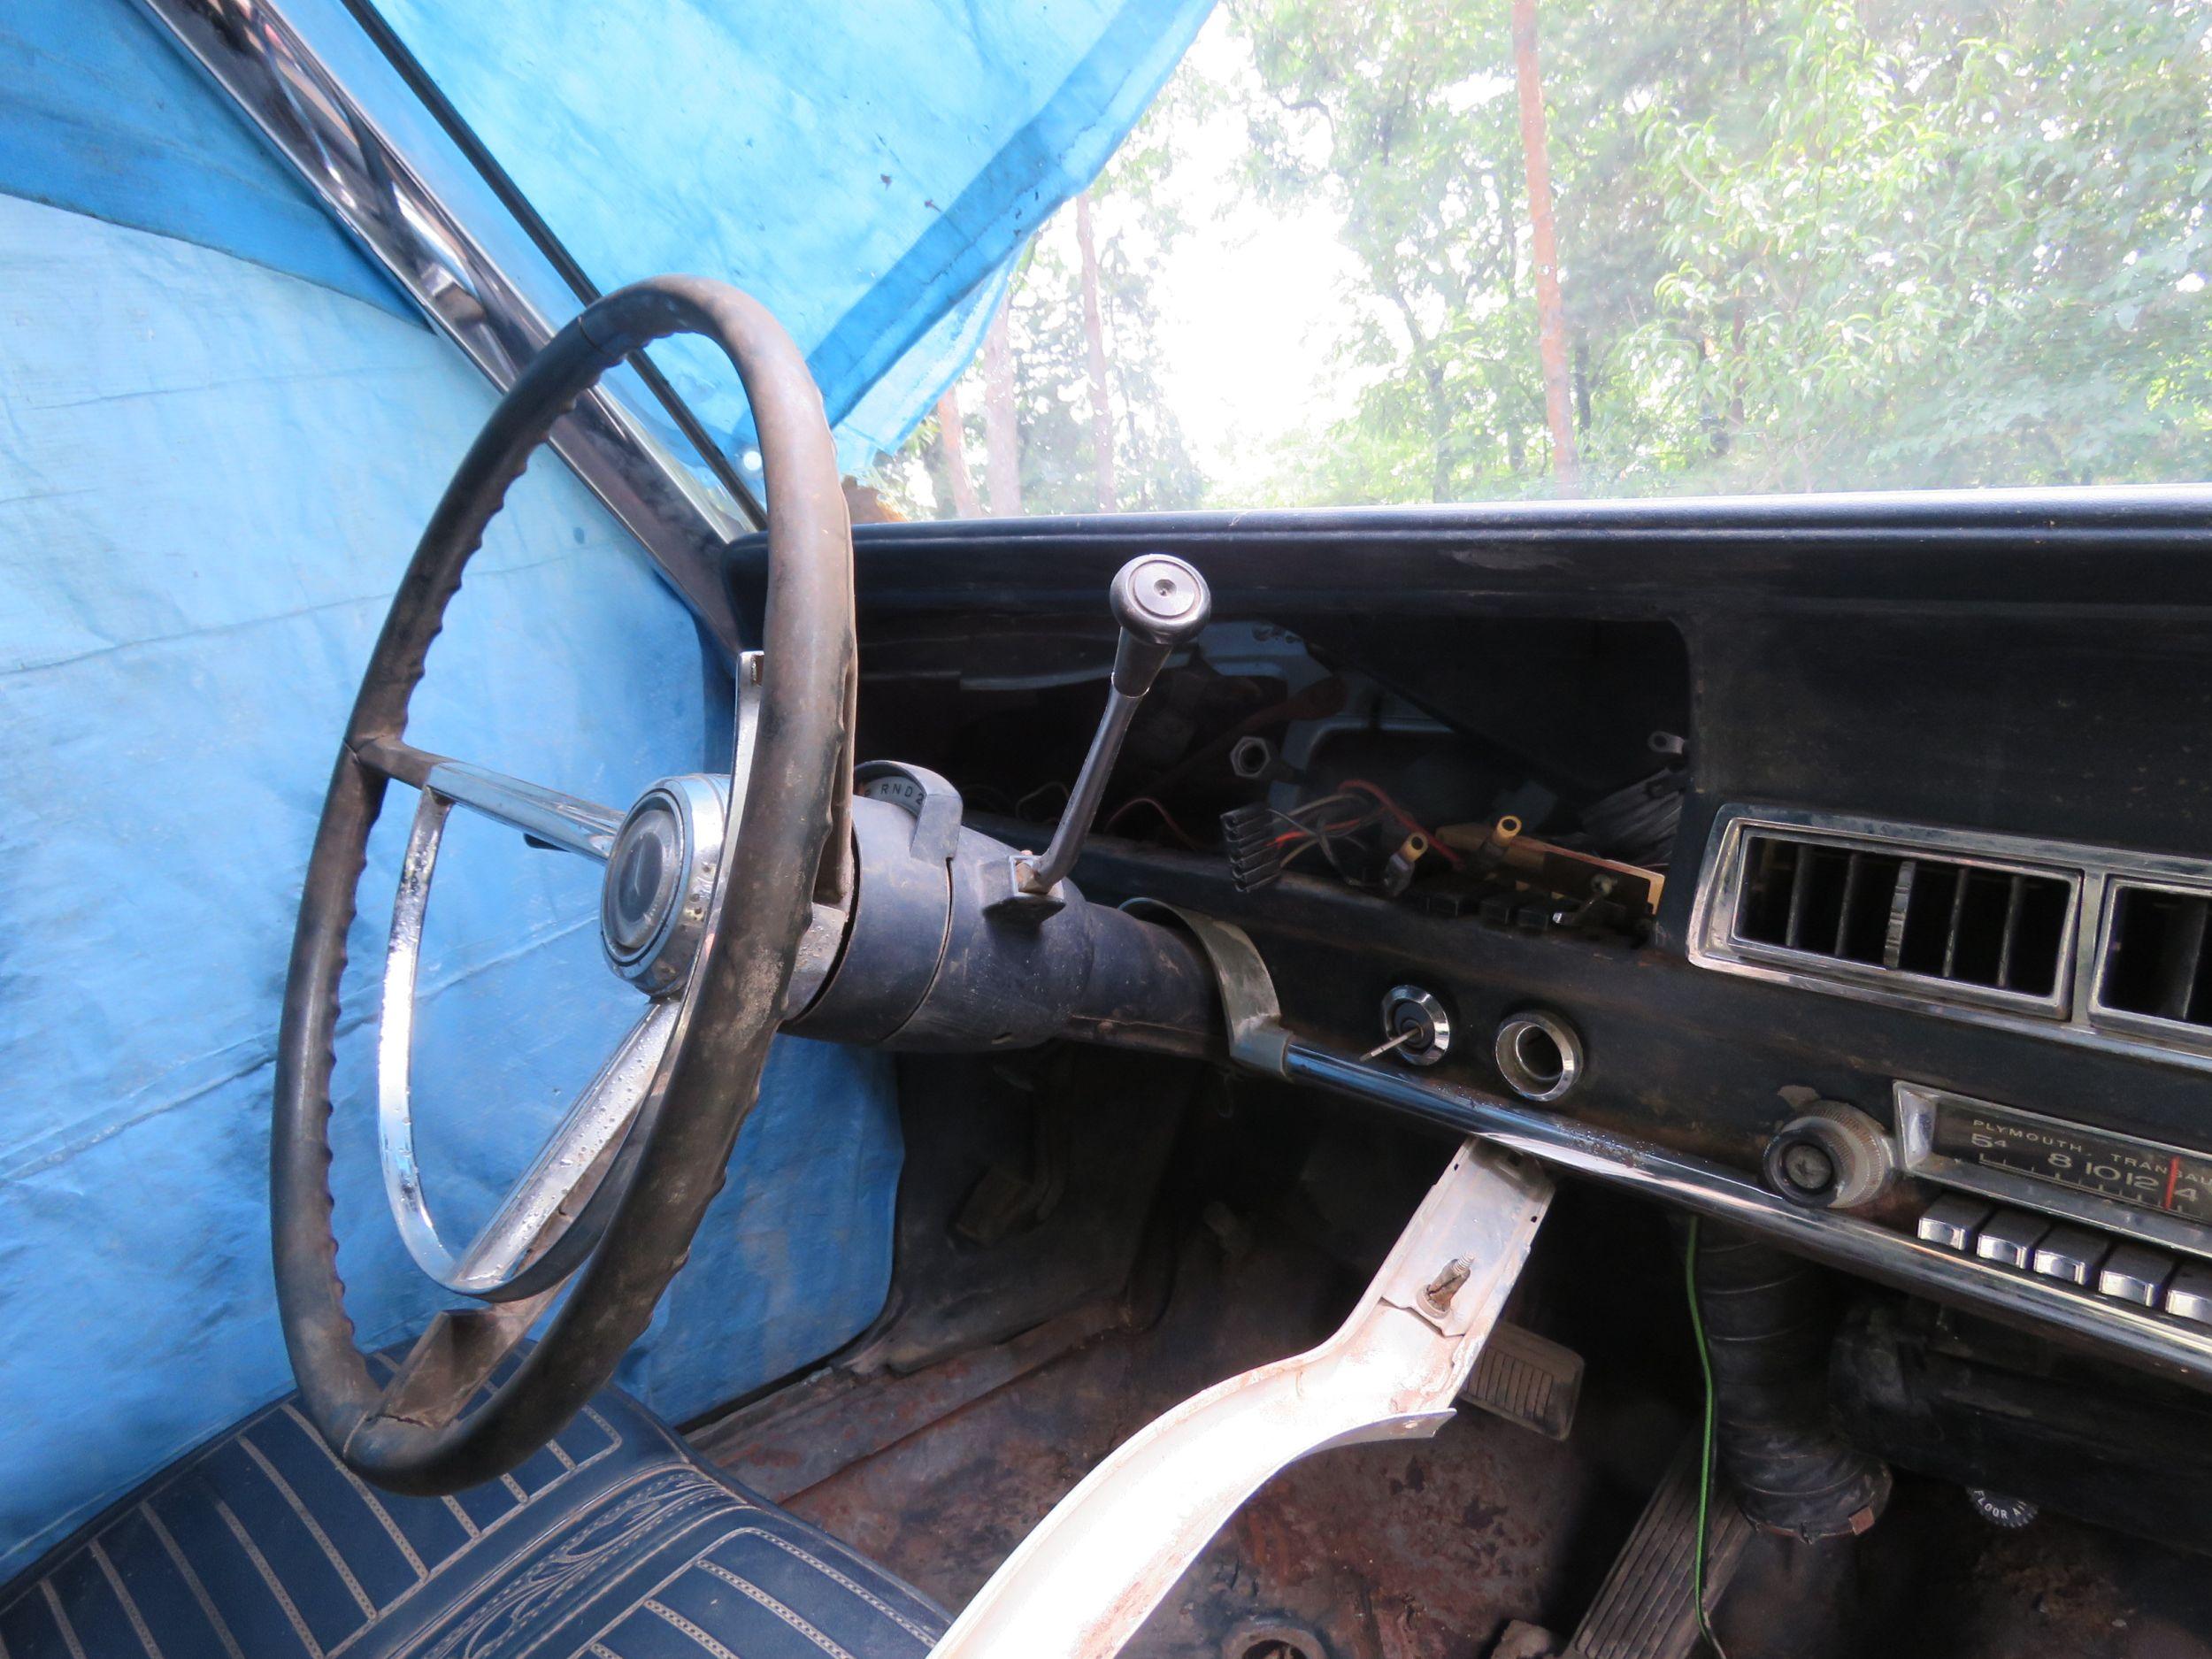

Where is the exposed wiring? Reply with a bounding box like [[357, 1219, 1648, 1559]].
[[1232, 784, 1450, 887], [1015, 779, 1071, 820], [1268, 795, 1386, 872], [1335, 779, 1465, 865], [1256, 787, 1425, 883], [1102, 795, 1202, 849], [1288, 791, 1361, 820], [1274, 794, 1385, 841], [1684, 1217, 1732, 1659]]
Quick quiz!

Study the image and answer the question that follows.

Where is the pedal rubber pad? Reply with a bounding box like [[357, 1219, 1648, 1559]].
[[1568, 1443, 1753, 1659], [1459, 1319, 1585, 1440]]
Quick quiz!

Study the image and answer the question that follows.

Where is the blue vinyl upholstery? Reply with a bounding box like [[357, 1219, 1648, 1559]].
[[0, 1362, 946, 1659]]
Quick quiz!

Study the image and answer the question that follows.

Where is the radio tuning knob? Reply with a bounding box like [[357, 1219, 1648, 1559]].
[[1763, 1092, 1896, 1210]]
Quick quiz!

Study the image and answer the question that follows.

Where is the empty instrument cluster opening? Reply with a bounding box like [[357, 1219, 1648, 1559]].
[[858, 613, 1694, 947]]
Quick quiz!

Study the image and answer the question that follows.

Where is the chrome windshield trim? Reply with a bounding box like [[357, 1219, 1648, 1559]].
[[134, 0, 752, 649]]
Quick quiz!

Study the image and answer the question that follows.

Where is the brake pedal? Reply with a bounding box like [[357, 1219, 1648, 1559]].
[[1459, 1319, 1584, 1440], [1567, 1443, 1752, 1659]]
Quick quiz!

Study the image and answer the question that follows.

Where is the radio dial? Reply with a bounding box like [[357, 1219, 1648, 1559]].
[[1763, 1092, 1896, 1210]]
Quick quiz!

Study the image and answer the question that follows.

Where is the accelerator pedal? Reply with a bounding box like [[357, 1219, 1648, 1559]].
[[1458, 1318, 1585, 1440], [1567, 1442, 1752, 1659]]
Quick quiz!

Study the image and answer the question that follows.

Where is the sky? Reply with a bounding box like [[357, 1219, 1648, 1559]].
[[1102, 13, 1367, 497], [885, 11, 1371, 513]]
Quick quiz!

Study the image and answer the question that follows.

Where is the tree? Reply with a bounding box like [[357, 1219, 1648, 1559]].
[[1617, 0, 2212, 489], [873, 0, 2212, 515], [1233, 0, 1553, 503], [1511, 0, 1580, 490], [1231, 0, 2212, 503], [980, 293, 1023, 515], [1076, 192, 1120, 511], [863, 85, 1206, 518], [933, 388, 983, 516]]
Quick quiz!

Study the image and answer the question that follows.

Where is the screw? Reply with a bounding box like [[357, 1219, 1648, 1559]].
[[1782, 1141, 1837, 1193], [1422, 1257, 1472, 1314]]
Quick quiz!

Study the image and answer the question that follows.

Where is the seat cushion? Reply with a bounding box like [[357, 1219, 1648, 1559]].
[[0, 1362, 947, 1659]]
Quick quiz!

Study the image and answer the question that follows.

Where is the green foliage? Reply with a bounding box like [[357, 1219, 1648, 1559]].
[[1233, 0, 2212, 501], [864, 86, 1207, 518], [874, 0, 2212, 513], [1004, 230, 1206, 514]]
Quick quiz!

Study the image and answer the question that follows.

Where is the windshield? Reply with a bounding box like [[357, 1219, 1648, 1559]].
[[864, 0, 2212, 515]]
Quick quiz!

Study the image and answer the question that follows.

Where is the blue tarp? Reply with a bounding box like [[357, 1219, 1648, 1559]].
[[373, 0, 1212, 473], [0, 0, 1204, 1578]]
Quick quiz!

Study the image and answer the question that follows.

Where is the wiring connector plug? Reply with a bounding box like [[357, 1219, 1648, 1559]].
[[1221, 803, 1286, 892]]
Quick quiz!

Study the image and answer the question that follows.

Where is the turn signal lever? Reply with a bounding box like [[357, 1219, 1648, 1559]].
[[997, 554, 1212, 915]]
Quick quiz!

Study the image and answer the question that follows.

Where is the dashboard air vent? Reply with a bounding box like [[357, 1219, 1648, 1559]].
[[1732, 831, 2073, 1000], [1694, 806, 2212, 1069], [2097, 883, 2212, 1029]]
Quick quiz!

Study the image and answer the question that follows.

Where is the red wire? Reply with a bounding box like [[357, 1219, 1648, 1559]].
[[1336, 778, 1464, 865], [1271, 817, 1370, 847], [1102, 795, 1202, 849]]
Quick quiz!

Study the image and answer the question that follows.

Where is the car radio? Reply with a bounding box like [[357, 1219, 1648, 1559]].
[[1894, 1081, 2212, 1326]]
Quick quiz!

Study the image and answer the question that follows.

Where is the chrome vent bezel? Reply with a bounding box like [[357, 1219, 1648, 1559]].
[[1717, 820, 2079, 1018], [1690, 805, 2212, 1072], [2089, 878, 2212, 1056]]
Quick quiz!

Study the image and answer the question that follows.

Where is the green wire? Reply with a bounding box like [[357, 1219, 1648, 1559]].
[[1684, 1217, 1731, 1659]]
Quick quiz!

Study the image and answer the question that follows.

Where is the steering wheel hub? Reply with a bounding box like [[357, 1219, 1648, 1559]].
[[602, 775, 729, 995]]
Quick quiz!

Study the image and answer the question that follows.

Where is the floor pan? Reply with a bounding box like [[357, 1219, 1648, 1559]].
[[698, 1215, 2212, 1659]]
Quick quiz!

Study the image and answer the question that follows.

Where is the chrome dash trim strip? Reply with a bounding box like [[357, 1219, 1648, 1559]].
[[1281, 1042, 2212, 1390], [133, 0, 748, 649]]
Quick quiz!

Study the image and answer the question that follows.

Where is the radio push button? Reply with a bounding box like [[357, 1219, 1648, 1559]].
[[2168, 1266, 2212, 1327], [1916, 1194, 1993, 1252], [2098, 1244, 2176, 1308], [1974, 1210, 2050, 1269], [2030, 1226, 2110, 1286]]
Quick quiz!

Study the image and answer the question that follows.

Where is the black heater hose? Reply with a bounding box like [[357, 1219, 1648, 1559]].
[[1693, 1223, 1892, 1540]]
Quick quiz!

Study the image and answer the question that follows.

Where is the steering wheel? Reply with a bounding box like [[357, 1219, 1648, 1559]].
[[273, 278, 854, 1494]]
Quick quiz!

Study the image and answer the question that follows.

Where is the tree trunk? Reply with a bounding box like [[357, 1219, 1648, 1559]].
[[933, 388, 983, 518], [981, 291, 1023, 517], [1511, 0, 1581, 494], [1423, 357, 1453, 503], [1074, 193, 1119, 512]]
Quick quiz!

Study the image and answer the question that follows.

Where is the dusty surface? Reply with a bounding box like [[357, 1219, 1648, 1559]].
[[718, 1197, 2211, 1659], [1837, 1483, 2212, 1659], [778, 1231, 1628, 1659]]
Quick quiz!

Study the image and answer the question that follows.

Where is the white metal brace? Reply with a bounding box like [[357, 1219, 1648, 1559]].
[[928, 1135, 1554, 1658]]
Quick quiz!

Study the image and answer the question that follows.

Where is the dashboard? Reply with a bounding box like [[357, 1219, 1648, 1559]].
[[736, 489, 2212, 1399]]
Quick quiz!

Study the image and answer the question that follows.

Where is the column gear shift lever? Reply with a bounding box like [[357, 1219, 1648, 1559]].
[[995, 554, 1211, 914]]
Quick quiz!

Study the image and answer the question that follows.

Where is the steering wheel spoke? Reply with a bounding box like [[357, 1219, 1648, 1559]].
[[451, 1000, 681, 1288], [356, 735, 623, 860], [375, 1294, 558, 1432], [380, 777, 681, 1300]]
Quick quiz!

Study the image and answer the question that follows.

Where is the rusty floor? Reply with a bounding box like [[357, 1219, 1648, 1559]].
[[724, 1225, 1647, 1659], [707, 1237, 2212, 1659]]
